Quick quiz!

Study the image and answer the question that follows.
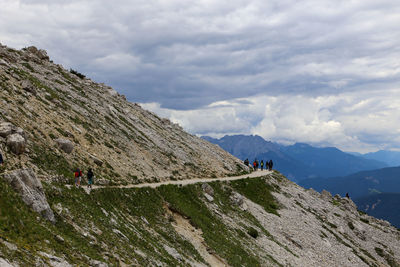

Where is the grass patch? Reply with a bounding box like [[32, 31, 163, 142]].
[[230, 178, 280, 216]]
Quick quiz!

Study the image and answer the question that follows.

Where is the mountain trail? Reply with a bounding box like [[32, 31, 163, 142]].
[[80, 170, 271, 193]]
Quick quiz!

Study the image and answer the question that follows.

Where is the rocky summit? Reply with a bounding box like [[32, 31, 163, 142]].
[[0, 44, 400, 267]]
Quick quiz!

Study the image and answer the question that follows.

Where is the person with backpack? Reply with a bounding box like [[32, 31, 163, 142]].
[[260, 160, 264, 171], [244, 158, 249, 166], [269, 160, 273, 171], [87, 168, 94, 189], [74, 168, 82, 187], [253, 160, 257, 170]]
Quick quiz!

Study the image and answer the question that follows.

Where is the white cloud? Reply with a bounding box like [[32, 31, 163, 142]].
[[1, 0, 400, 150], [142, 89, 400, 152]]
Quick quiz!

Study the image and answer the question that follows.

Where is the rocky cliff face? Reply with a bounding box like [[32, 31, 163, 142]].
[[0, 43, 246, 184]]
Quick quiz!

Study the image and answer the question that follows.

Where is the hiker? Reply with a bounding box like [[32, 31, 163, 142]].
[[244, 158, 249, 166], [74, 168, 82, 187], [0, 152, 3, 165], [87, 168, 94, 189], [260, 160, 264, 171], [253, 160, 257, 170], [346, 192, 350, 199], [269, 160, 273, 171]]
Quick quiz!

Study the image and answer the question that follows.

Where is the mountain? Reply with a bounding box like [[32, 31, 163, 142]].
[[355, 193, 400, 229], [282, 143, 387, 178], [1, 43, 400, 266], [203, 135, 387, 181], [362, 150, 400, 167], [0, 44, 247, 185], [299, 166, 400, 199]]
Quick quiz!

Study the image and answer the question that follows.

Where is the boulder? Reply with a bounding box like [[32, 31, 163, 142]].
[[26, 46, 49, 61], [320, 190, 332, 200], [90, 154, 103, 166], [0, 122, 25, 138], [55, 138, 74, 154], [6, 133, 26, 154], [21, 80, 37, 95], [201, 183, 214, 196], [230, 192, 244, 206], [0, 122, 14, 137], [0, 258, 13, 267], [3, 169, 56, 223]]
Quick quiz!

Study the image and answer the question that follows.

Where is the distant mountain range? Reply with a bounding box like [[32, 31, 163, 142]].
[[361, 150, 400, 167], [203, 135, 387, 181], [355, 193, 400, 228], [299, 166, 400, 198]]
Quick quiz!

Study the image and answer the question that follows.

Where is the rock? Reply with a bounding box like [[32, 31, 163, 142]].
[[3, 169, 56, 223], [230, 192, 244, 206], [141, 216, 149, 225], [0, 122, 15, 137], [320, 190, 332, 200], [6, 133, 26, 154], [1, 240, 17, 251], [55, 138, 74, 154], [0, 122, 25, 138], [26, 46, 49, 61], [21, 80, 37, 95], [90, 154, 103, 166], [204, 193, 214, 202], [0, 258, 13, 267], [55, 235, 65, 243], [201, 183, 214, 196], [0, 59, 10, 67], [38, 252, 71, 267], [163, 244, 182, 261], [90, 260, 109, 267]]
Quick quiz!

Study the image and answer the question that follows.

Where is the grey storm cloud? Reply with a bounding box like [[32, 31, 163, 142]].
[[1, 0, 400, 151]]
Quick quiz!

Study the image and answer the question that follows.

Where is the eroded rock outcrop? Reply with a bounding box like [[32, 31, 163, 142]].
[[55, 138, 74, 154], [3, 168, 56, 223]]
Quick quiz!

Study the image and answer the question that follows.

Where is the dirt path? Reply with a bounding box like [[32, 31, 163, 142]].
[[89, 170, 271, 191]]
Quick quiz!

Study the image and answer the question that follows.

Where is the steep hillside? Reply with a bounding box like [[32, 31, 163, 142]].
[[0, 44, 247, 184], [1, 170, 400, 266]]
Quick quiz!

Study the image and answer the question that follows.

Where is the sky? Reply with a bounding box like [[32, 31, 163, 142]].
[[1, 0, 400, 152]]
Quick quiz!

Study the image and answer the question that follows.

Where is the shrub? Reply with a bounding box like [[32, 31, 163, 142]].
[[247, 227, 259, 239], [69, 69, 86, 79]]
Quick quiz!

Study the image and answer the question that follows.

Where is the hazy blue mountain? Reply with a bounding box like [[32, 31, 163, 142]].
[[299, 166, 400, 199], [202, 135, 387, 181], [361, 150, 400, 167], [202, 135, 283, 160], [282, 143, 387, 178], [355, 193, 400, 228]]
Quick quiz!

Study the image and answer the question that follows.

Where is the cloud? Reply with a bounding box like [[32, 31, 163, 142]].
[[1, 0, 400, 151], [142, 88, 400, 152]]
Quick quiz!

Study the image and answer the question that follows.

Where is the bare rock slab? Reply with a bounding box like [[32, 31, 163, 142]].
[[7, 133, 26, 155], [55, 138, 74, 154], [3, 168, 56, 223]]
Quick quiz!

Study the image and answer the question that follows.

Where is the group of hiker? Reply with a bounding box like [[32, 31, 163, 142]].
[[74, 168, 94, 188], [244, 158, 273, 171]]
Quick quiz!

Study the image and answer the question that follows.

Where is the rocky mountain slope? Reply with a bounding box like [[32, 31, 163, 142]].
[[1, 170, 399, 266], [1, 44, 400, 267], [0, 43, 247, 185]]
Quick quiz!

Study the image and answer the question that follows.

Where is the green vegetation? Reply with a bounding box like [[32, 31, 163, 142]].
[[69, 69, 86, 79], [230, 178, 280, 216], [31, 144, 73, 179]]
